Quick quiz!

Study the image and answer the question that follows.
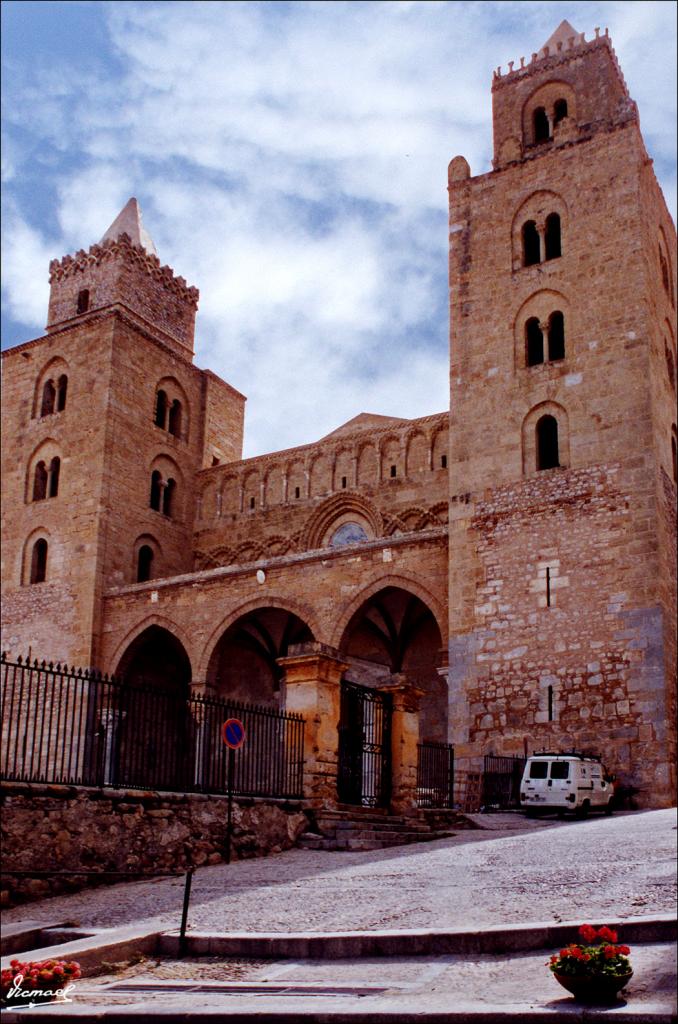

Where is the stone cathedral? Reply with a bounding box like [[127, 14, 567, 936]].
[[2, 22, 676, 807]]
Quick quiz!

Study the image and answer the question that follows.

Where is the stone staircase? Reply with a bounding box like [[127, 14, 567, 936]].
[[297, 805, 470, 852]]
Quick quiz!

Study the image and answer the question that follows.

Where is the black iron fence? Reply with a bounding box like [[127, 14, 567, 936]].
[[482, 754, 526, 809], [416, 741, 454, 807], [0, 654, 305, 799]]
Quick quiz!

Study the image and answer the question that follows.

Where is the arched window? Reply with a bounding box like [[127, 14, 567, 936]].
[[533, 107, 550, 143], [76, 289, 90, 314], [48, 456, 61, 498], [40, 380, 56, 417], [137, 545, 154, 583], [553, 98, 568, 124], [154, 390, 168, 429], [56, 375, 68, 412], [30, 538, 48, 584], [33, 461, 48, 501], [536, 415, 560, 470], [548, 311, 565, 361], [526, 317, 544, 366], [150, 470, 162, 511], [665, 341, 676, 391], [522, 221, 541, 266], [163, 478, 176, 517], [168, 399, 182, 438], [544, 213, 561, 260]]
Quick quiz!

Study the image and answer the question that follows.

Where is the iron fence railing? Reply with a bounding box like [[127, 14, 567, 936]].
[[1, 653, 305, 799], [416, 741, 454, 808], [482, 754, 526, 809]]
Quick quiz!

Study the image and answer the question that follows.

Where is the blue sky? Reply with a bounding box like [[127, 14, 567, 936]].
[[2, 0, 676, 457]]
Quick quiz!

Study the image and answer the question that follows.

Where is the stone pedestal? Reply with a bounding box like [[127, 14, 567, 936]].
[[278, 642, 348, 808], [380, 675, 424, 815]]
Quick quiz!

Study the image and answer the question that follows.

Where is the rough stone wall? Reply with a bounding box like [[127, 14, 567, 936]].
[[193, 413, 449, 568], [448, 38, 676, 805], [200, 371, 246, 468], [1, 782, 309, 905]]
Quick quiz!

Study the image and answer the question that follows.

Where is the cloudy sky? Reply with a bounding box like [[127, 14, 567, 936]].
[[2, 1, 676, 457]]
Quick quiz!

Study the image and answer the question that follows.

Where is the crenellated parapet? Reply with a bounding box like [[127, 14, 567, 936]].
[[47, 233, 200, 355]]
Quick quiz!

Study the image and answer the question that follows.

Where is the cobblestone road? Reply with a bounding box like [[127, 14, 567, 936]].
[[3, 809, 676, 934]]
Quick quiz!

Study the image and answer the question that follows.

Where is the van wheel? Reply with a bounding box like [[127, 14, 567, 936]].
[[575, 800, 590, 820], [604, 800, 614, 816]]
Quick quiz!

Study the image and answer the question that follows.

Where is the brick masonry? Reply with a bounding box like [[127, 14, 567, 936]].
[[1, 24, 676, 807]]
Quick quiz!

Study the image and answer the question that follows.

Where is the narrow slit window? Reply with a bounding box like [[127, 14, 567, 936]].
[[32, 461, 48, 501], [526, 318, 544, 366], [150, 470, 162, 511], [48, 456, 60, 498], [137, 545, 154, 583], [533, 106, 550, 143], [546, 567, 552, 607], [249, 496, 255, 509], [30, 538, 48, 584], [536, 415, 560, 470], [40, 380, 56, 417], [341, 476, 347, 488], [390, 464, 397, 478], [544, 213, 561, 260], [548, 311, 565, 361], [294, 486, 300, 499], [77, 289, 90, 314], [547, 684, 554, 721], [168, 399, 182, 437], [522, 221, 540, 266], [154, 390, 168, 429], [441, 454, 447, 469]]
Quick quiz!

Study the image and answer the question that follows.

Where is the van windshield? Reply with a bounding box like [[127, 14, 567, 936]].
[[550, 761, 570, 779], [529, 761, 548, 779]]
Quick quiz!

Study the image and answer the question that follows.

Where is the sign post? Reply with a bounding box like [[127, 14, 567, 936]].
[[221, 718, 246, 864]]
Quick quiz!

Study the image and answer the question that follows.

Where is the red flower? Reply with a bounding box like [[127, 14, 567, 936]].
[[617, 945, 630, 955], [578, 924, 598, 943], [597, 926, 618, 943]]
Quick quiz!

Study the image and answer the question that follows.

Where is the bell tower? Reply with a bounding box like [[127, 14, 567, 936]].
[[447, 23, 676, 802]]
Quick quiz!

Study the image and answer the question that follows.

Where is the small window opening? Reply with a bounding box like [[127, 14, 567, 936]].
[[547, 684, 554, 721], [526, 318, 544, 366], [30, 538, 48, 584], [150, 470, 162, 511], [33, 461, 48, 501], [154, 390, 168, 429], [533, 106, 550, 143], [544, 213, 561, 260], [548, 311, 565, 361], [553, 99, 568, 125], [294, 486, 300, 499], [56, 375, 68, 412], [40, 380, 56, 417], [341, 476, 347, 488], [163, 478, 175, 517], [137, 545, 154, 583], [659, 247, 669, 295], [546, 567, 552, 607], [48, 456, 60, 498], [249, 496, 255, 509], [522, 221, 540, 266], [441, 454, 447, 469], [212, 455, 220, 466], [168, 399, 182, 437], [76, 289, 90, 314], [536, 415, 560, 470], [390, 464, 397, 478], [665, 343, 676, 391]]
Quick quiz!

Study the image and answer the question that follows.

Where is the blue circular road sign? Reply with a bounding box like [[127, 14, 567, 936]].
[[221, 718, 246, 749]]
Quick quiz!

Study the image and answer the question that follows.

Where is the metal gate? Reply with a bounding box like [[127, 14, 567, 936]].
[[337, 681, 392, 807], [482, 755, 526, 809]]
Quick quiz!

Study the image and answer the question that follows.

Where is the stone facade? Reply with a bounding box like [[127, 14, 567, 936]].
[[1, 23, 676, 808]]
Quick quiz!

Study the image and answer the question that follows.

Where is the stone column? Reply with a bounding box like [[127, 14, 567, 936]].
[[278, 642, 348, 809], [380, 674, 424, 815]]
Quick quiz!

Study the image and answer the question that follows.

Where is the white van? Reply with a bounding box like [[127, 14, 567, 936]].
[[520, 752, 614, 817]]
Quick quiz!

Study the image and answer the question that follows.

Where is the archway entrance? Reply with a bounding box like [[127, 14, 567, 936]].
[[105, 626, 192, 790], [337, 586, 446, 807], [206, 608, 314, 706]]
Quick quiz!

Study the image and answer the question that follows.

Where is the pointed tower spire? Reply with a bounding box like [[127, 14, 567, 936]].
[[540, 20, 580, 57], [100, 197, 157, 255]]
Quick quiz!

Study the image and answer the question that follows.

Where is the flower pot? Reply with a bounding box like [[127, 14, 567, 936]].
[[554, 970, 633, 1004]]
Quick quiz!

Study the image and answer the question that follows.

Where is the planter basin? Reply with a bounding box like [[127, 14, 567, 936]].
[[554, 970, 633, 1004]]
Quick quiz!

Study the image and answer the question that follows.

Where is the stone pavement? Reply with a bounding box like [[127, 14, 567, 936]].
[[2, 810, 675, 935]]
